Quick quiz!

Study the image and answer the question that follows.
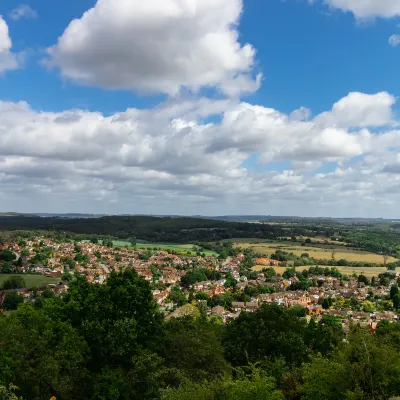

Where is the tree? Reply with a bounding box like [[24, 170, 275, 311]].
[[393, 294, 399, 310], [0, 384, 23, 400], [160, 368, 284, 400], [1, 263, 13, 274], [195, 292, 209, 302], [20, 248, 30, 258], [0, 306, 88, 400], [224, 273, 238, 289], [224, 304, 309, 367], [61, 256, 75, 270], [306, 316, 344, 356], [390, 284, 399, 300], [0, 250, 16, 262], [300, 329, 400, 400], [3, 292, 24, 310], [168, 287, 188, 307], [321, 298, 330, 310], [160, 317, 230, 385], [362, 300, 375, 313], [104, 240, 114, 248], [3, 276, 25, 290]]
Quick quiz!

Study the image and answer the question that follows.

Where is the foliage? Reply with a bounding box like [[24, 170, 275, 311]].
[[2, 276, 25, 290], [168, 287, 188, 307], [2, 293, 24, 310], [224, 304, 309, 367]]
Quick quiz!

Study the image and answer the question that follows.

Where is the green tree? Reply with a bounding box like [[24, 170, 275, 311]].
[[161, 317, 230, 385], [161, 369, 283, 400], [61, 256, 75, 270], [393, 294, 399, 310], [195, 292, 209, 302], [3, 292, 24, 310], [224, 304, 309, 367], [20, 248, 30, 258], [0, 306, 88, 400], [390, 284, 399, 300], [0, 384, 23, 400], [168, 287, 188, 307], [362, 300, 375, 313], [3, 276, 25, 290], [224, 273, 238, 289], [1, 262, 13, 274], [0, 250, 16, 262], [300, 328, 400, 400]]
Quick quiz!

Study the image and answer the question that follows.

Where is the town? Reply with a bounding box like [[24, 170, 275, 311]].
[[1, 236, 399, 332]]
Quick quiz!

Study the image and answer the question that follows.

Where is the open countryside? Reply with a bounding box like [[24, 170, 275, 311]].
[[252, 265, 400, 277], [109, 240, 219, 256], [231, 239, 398, 263]]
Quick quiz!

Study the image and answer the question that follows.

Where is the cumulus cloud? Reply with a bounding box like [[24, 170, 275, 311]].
[[0, 17, 19, 73], [1, 91, 400, 215], [320, 0, 400, 19], [47, 0, 259, 96], [9, 4, 38, 21], [314, 92, 395, 128]]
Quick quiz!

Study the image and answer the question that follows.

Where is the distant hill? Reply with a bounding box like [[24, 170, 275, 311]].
[[0, 215, 289, 243]]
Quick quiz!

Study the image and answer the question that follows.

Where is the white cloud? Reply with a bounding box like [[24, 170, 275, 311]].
[[314, 92, 395, 128], [1, 91, 400, 216], [311, 0, 400, 19], [47, 0, 259, 96], [0, 17, 19, 73], [389, 34, 400, 47], [10, 4, 38, 21]]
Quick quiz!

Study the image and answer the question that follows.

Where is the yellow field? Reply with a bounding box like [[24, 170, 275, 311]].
[[234, 241, 398, 264], [252, 265, 400, 277]]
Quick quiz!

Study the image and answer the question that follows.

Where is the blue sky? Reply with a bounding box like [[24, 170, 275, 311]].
[[1, 0, 400, 217], [2, 0, 399, 114]]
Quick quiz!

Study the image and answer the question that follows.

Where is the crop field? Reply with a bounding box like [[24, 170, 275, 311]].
[[252, 265, 400, 277], [0, 274, 61, 289], [231, 239, 398, 264]]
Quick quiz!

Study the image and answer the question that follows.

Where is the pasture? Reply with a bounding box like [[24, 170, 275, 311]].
[[252, 265, 400, 277], [0, 274, 61, 289], [231, 239, 397, 264], [109, 240, 218, 256]]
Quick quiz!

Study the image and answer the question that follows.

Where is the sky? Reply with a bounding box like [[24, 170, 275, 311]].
[[1, 0, 400, 217]]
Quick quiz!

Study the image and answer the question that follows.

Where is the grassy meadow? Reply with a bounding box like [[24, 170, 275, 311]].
[[107, 240, 218, 256], [0, 274, 61, 289], [252, 265, 400, 277], [230, 239, 397, 264]]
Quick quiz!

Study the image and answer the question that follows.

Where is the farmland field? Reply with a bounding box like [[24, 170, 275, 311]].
[[0, 274, 61, 289], [230, 239, 398, 264], [252, 265, 400, 277]]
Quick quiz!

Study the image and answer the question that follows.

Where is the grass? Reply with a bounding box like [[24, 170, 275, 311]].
[[230, 239, 398, 264], [252, 265, 400, 277], [107, 240, 218, 256], [0, 274, 61, 289]]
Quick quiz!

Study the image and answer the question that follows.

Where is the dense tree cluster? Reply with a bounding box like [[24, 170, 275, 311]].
[[1, 269, 400, 399]]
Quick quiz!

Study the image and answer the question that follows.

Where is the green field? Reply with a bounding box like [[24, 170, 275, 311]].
[[107, 240, 218, 256], [0, 274, 61, 289]]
